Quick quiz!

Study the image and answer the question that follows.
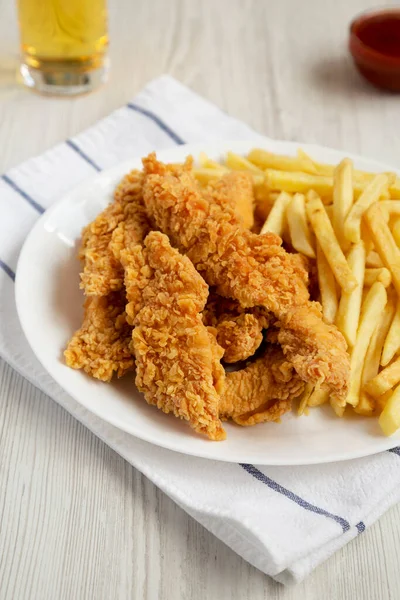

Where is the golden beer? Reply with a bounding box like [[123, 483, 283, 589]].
[[17, 0, 109, 95]]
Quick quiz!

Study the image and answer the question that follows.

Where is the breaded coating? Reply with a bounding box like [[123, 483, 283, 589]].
[[206, 171, 254, 229], [142, 154, 350, 399], [273, 303, 351, 399], [110, 170, 150, 260], [220, 346, 305, 426], [64, 291, 134, 382], [121, 231, 226, 441], [203, 292, 270, 363], [80, 169, 148, 296]]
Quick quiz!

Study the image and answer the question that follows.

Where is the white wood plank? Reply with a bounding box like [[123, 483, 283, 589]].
[[1, 0, 400, 598]]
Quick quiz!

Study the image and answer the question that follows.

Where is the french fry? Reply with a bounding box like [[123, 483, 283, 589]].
[[333, 158, 353, 251], [365, 356, 400, 398], [260, 191, 291, 236], [344, 174, 389, 244], [247, 149, 317, 174], [346, 282, 387, 407], [306, 192, 357, 293], [308, 385, 330, 407], [330, 397, 345, 417], [198, 152, 229, 171], [286, 193, 315, 258], [364, 268, 392, 288], [265, 170, 335, 196], [225, 151, 264, 174], [376, 389, 393, 413], [316, 242, 338, 323], [354, 393, 375, 416], [366, 250, 384, 268], [335, 242, 366, 347], [356, 298, 396, 414], [306, 157, 400, 195], [379, 200, 400, 219], [365, 202, 400, 297], [193, 167, 227, 185], [381, 299, 400, 366], [392, 218, 400, 247], [298, 383, 313, 415], [379, 383, 400, 436], [296, 148, 319, 174]]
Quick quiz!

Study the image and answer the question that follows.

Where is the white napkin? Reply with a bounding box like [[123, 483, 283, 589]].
[[1, 75, 399, 585]]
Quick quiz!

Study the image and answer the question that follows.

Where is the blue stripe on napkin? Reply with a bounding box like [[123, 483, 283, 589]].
[[389, 447, 400, 457], [2, 174, 45, 214], [127, 103, 185, 145], [0, 259, 15, 281], [240, 463, 351, 532], [66, 140, 102, 172]]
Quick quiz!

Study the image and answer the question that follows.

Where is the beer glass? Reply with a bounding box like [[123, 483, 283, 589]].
[[17, 0, 109, 95]]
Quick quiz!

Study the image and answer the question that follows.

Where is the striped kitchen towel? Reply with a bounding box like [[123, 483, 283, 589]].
[[1, 75, 400, 585]]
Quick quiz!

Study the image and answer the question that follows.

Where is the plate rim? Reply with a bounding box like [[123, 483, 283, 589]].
[[15, 137, 400, 465]]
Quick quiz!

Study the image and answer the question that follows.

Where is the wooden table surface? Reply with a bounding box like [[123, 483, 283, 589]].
[[1, 0, 400, 598]]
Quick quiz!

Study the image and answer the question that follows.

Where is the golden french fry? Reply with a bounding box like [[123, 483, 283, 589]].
[[365, 356, 400, 398], [296, 148, 319, 174], [265, 170, 336, 196], [316, 242, 338, 323], [333, 158, 353, 251], [330, 397, 345, 417], [364, 268, 392, 288], [306, 193, 357, 293], [344, 174, 389, 244], [354, 393, 375, 416], [193, 167, 227, 185], [366, 250, 384, 268], [376, 389, 393, 413], [286, 193, 315, 258], [308, 385, 330, 407], [335, 241, 366, 347], [382, 300, 400, 366], [247, 149, 317, 174], [198, 152, 229, 171], [226, 151, 264, 174], [298, 383, 313, 416], [308, 158, 400, 194], [365, 202, 400, 297], [357, 298, 396, 414], [379, 200, 400, 217], [379, 383, 400, 436], [392, 218, 400, 247], [260, 191, 291, 236], [346, 282, 387, 406]]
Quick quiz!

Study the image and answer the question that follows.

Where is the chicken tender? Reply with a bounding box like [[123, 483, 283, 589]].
[[220, 346, 305, 426], [80, 169, 148, 296], [203, 292, 270, 363], [142, 154, 350, 399], [206, 171, 254, 229], [64, 291, 134, 381], [121, 231, 226, 441]]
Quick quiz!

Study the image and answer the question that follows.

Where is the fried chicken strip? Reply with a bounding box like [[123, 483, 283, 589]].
[[220, 346, 305, 426], [120, 231, 226, 441], [203, 292, 270, 363], [142, 154, 350, 399], [80, 169, 148, 296], [206, 171, 254, 229], [64, 291, 134, 381]]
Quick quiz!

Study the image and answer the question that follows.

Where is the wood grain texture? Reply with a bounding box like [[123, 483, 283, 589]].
[[1, 0, 400, 598]]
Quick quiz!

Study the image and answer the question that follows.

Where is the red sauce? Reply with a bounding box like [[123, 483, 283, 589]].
[[349, 9, 400, 91], [356, 14, 400, 58]]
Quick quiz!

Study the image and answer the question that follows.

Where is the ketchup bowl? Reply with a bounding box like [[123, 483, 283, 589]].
[[349, 7, 400, 92]]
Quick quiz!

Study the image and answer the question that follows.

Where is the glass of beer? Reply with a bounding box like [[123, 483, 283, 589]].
[[17, 0, 109, 96]]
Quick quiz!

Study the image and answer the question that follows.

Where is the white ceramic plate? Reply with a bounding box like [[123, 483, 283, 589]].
[[15, 139, 400, 465]]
